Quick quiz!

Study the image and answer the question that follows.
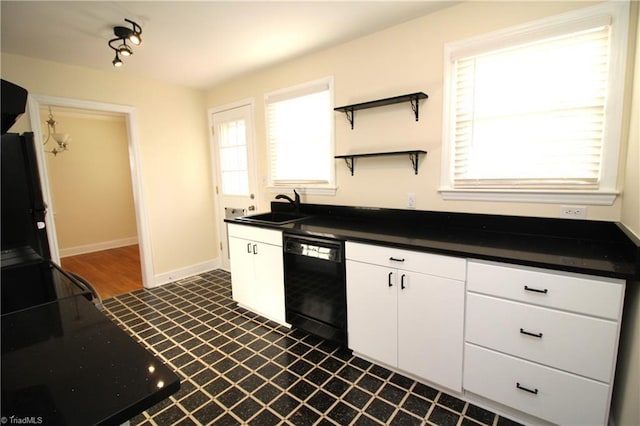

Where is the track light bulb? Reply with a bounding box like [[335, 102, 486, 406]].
[[118, 43, 133, 57], [112, 54, 123, 67], [129, 33, 141, 45], [124, 18, 142, 45]]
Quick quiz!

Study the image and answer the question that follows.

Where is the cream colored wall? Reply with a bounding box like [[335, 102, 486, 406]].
[[205, 1, 632, 221], [2, 53, 217, 280], [612, 4, 640, 426], [621, 2, 640, 239], [40, 109, 137, 253]]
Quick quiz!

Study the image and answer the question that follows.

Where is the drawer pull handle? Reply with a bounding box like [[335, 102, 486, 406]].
[[524, 285, 548, 294], [253, 244, 258, 255], [401, 274, 406, 290], [516, 382, 539, 395], [388, 272, 393, 287], [389, 257, 405, 262], [520, 328, 543, 338], [247, 243, 252, 254]]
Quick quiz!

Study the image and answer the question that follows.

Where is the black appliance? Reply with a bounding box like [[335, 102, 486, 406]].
[[1, 79, 28, 134], [1, 79, 100, 313], [2, 132, 51, 260], [1, 79, 50, 259], [283, 234, 347, 346]]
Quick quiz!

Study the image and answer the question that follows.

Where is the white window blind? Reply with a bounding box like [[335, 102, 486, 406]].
[[453, 24, 610, 188], [441, 2, 629, 204], [266, 78, 333, 186]]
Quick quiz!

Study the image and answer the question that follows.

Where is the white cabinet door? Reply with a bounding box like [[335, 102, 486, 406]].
[[398, 271, 464, 392], [346, 260, 398, 367], [228, 227, 286, 325], [229, 236, 257, 309], [252, 241, 286, 324]]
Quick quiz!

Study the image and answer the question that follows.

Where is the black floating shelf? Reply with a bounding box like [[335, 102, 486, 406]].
[[334, 92, 428, 129], [335, 150, 427, 176]]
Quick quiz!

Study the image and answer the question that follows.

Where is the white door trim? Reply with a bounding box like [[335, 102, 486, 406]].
[[27, 95, 154, 288], [208, 97, 258, 271]]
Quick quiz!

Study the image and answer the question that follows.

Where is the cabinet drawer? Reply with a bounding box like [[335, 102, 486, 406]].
[[228, 223, 282, 246], [464, 344, 609, 426], [346, 242, 465, 280], [466, 293, 618, 382], [467, 260, 624, 319]]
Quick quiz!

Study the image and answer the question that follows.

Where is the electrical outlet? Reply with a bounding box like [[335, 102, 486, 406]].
[[560, 205, 587, 219], [407, 193, 416, 209]]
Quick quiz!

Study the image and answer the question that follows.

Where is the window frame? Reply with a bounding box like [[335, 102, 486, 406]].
[[265, 76, 336, 195], [440, 1, 630, 205]]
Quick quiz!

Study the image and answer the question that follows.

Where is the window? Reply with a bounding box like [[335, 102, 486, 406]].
[[265, 77, 334, 192], [218, 118, 249, 196], [441, 2, 629, 204]]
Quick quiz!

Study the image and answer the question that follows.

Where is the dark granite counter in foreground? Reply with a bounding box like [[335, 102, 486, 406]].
[[228, 203, 639, 280], [1, 294, 180, 425]]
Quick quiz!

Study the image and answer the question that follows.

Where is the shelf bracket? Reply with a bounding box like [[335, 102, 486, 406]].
[[344, 107, 355, 129], [410, 94, 421, 122], [409, 152, 420, 175], [343, 157, 355, 176]]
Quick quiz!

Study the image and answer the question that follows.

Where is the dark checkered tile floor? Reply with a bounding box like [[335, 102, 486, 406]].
[[103, 269, 522, 426]]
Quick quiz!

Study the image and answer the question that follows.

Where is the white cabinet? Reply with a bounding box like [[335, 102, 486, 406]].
[[464, 260, 625, 425], [346, 261, 398, 366], [228, 223, 286, 325], [346, 242, 466, 392]]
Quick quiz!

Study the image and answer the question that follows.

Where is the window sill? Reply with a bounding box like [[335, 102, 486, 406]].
[[439, 188, 617, 205], [268, 186, 337, 196]]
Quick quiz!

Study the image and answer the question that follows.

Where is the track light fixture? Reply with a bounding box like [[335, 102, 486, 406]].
[[108, 19, 143, 67]]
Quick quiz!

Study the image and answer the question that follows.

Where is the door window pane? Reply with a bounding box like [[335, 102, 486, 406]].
[[218, 119, 249, 195]]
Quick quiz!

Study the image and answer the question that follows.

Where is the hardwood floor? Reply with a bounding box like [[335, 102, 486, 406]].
[[61, 245, 143, 300]]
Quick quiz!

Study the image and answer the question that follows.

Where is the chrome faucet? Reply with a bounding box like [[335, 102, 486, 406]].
[[275, 189, 300, 211]]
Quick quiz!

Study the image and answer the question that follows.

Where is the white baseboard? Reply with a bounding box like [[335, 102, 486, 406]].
[[150, 258, 221, 288], [60, 237, 139, 258]]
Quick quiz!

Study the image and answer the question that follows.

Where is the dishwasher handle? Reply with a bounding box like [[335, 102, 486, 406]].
[[283, 236, 343, 263]]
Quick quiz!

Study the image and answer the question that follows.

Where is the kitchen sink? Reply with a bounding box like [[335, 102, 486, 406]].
[[237, 211, 310, 224]]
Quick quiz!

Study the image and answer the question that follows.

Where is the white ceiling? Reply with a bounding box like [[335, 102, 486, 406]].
[[1, 1, 455, 90]]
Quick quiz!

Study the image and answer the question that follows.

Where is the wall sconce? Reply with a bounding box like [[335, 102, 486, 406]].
[[108, 19, 143, 67], [44, 107, 70, 156]]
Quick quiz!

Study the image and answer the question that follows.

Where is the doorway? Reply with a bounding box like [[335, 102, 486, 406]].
[[27, 95, 154, 290], [38, 105, 141, 298], [209, 100, 259, 271]]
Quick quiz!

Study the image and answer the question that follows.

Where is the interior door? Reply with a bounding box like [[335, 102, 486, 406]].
[[210, 102, 258, 271]]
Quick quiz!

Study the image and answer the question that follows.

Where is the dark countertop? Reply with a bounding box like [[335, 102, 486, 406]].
[[1, 294, 180, 425], [227, 203, 639, 280], [1, 248, 93, 315]]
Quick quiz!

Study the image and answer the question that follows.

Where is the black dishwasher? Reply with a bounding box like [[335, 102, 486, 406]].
[[283, 234, 347, 346]]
